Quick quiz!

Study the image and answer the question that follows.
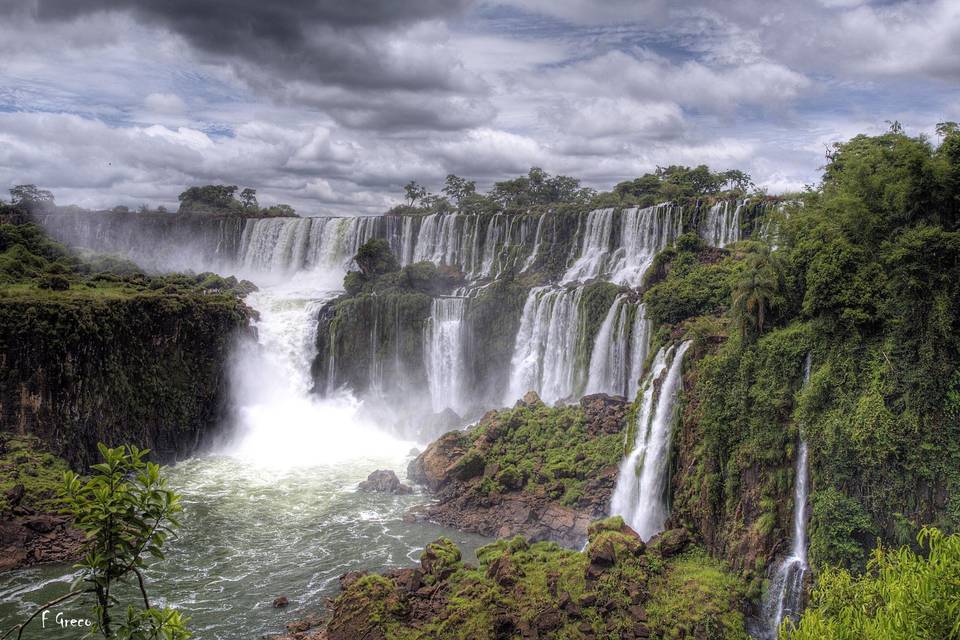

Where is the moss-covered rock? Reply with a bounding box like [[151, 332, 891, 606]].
[[302, 530, 749, 640]]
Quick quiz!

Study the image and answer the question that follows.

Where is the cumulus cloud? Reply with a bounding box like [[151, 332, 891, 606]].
[[0, 0, 955, 211]]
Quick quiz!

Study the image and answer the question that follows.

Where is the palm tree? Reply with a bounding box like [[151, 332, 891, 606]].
[[732, 244, 781, 340]]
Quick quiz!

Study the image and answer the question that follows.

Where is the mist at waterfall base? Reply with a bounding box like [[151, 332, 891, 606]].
[[0, 265, 490, 639]]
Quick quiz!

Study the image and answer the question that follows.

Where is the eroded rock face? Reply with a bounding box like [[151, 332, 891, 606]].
[[406, 431, 470, 491], [405, 397, 629, 548], [357, 470, 412, 495], [0, 514, 85, 572]]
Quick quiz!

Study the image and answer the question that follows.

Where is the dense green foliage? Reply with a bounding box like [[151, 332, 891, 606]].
[[643, 233, 743, 328], [668, 127, 960, 586], [784, 528, 960, 640], [0, 223, 256, 298], [177, 184, 297, 217], [4, 444, 190, 640]]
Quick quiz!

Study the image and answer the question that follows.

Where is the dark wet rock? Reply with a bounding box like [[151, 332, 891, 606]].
[[406, 431, 470, 491], [580, 393, 629, 435], [357, 469, 412, 495], [0, 514, 85, 572], [648, 527, 690, 558], [273, 596, 289, 608]]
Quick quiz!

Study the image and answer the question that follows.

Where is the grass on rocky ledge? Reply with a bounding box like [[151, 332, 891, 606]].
[[465, 402, 625, 508], [329, 518, 749, 640], [0, 434, 71, 514]]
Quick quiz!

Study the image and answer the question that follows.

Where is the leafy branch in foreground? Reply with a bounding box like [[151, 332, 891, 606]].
[[783, 527, 960, 640], [2, 443, 190, 640]]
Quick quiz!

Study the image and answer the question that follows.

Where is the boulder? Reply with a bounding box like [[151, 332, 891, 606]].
[[357, 470, 412, 495], [648, 527, 690, 558], [273, 596, 289, 608], [407, 431, 469, 490]]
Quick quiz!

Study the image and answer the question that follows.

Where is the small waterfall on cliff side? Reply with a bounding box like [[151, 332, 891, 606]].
[[700, 201, 743, 248], [761, 355, 812, 637], [584, 297, 651, 398], [505, 286, 584, 405], [424, 297, 468, 415], [609, 341, 691, 540]]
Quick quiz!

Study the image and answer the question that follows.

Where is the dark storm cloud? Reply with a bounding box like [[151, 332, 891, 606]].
[[18, 0, 476, 92]]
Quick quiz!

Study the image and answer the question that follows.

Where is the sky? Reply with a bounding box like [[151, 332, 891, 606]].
[[0, 0, 957, 215]]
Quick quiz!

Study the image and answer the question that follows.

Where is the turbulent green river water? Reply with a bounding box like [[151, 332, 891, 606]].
[[0, 275, 489, 639]]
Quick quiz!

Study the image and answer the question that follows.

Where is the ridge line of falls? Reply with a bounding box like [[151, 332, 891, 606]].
[[609, 340, 692, 541], [423, 296, 468, 415], [700, 200, 743, 248], [761, 354, 813, 637], [584, 297, 652, 399], [561, 203, 683, 286]]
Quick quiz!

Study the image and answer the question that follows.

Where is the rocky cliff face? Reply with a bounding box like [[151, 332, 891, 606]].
[[405, 393, 629, 548], [0, 293, 251, 468]]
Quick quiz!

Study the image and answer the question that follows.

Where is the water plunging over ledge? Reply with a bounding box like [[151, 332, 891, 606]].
[[759, 354, 813, 638], [609, 341, 691, 541]]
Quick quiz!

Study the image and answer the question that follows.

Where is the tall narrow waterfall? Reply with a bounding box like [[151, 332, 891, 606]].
[[563, 208, 616, 283], [762, 355, 812, 637], [609, 340, 691, 540], [700, 201, 742, 248], [424, 297, 468, 415], [585, 298, 651, 398], [505, 287, 584, 405]]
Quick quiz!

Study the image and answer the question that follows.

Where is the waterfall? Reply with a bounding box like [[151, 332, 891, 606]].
[[423, 297, 468, 415], [627, 304, 651, 399], [585, 298, 651, 398], [761, 354, 812, 637], [609, 203, 683, 285], [505, 286, 584, 405], [564, 204, 683, 286], [609, 340, 691, 540], [700, 201, 742, 248], [562, 208, 616, 283]]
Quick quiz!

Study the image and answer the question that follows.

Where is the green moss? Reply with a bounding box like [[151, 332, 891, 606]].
[[466, 403, 624, 509], [645, 549, 750, 640], [0, 434, 70, 514], [330, 533, 748, 640]]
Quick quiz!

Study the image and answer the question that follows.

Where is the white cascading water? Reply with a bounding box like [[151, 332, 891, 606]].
[[627, 304, 652, 399], [609, 340, 691, 540], [700, 200, 743, 248], [585, 297, 651, 399], [585, 295, 630, 396], [562, 208, 616, 283], [563, 204, 683, 286], [609, 203, 683, 286], [423, 297, 468, 415], [761, 354, 812, 637], [505, 286, 584, 405]]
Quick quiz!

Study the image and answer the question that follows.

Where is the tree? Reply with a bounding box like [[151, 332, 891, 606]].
[[442, 175, 476, 204], [240, 188, 258, 209], [936, 121, 959, 141], [354, 239, 399, 278], [403, 181, 426, 206], [9, 184, 55, 212], [177, 185, 239, 214], [784, 528, 960, 640], [2, 444, 189, 640], [731, 244, 781, 340]]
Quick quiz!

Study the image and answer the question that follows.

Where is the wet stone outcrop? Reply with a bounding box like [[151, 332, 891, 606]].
[[357, 470, 412, 495], [272, 517, 750, 640], [404, 394, 629, 548]]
